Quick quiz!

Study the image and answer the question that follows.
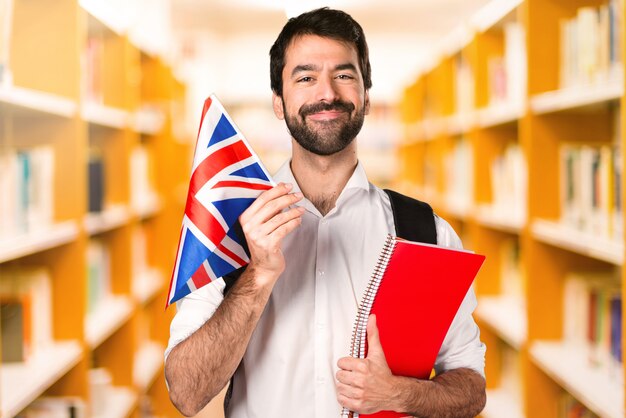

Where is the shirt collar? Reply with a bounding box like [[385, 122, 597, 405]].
[[273, 159, 371, 217], [273, 159, 370, 193]]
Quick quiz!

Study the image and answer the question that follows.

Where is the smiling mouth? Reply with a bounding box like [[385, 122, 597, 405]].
[[306, 110, 348, 121]]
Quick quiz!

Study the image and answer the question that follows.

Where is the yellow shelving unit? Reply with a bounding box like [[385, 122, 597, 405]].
[[398, 0, 625, 417], [0, 1, 190, 416]]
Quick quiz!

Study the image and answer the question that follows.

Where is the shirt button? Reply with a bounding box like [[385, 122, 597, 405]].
[[316, 376, 325, 384], [316, 322, 324, 330], [318, 270, 324, 276]]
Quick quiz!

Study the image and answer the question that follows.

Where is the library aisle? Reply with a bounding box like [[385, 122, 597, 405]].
[[397, 0, 626, 417], [1, 0, 190, 417]]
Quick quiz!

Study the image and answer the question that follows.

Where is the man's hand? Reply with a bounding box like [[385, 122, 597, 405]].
[[239, 182, 305, 285], [336, 315, 400, 414]]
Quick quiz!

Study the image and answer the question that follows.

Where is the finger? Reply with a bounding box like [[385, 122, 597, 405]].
[[336, 369, 356, 385], [264, 214, 304, 246], [337, 394, 361, 412], [337, 356, 361, 371], [243, 191, 303, 230], [241, 183, 293, 221], [260, 206, 306, 237], [366, 314, 386, 361]]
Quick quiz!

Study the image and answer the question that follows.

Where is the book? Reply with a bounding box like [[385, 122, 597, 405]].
[[0, 267, 53, 361], [343, 235, 485, 418], [0, 297, 27, 362], [86, 239, 111, 314], [563, 270, 622, 381], [88, 153, 105, 213]]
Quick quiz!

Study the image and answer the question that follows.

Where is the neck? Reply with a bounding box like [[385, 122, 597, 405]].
[[290, 140, 358, 216]]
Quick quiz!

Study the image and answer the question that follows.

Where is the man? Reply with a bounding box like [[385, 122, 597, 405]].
[[165, 8, 486, 418]]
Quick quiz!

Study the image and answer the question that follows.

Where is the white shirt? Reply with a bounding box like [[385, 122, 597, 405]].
[[166, 160, 486, 418]]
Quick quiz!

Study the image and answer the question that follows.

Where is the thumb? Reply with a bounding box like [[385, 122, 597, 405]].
[[366, 314, 386, 362]]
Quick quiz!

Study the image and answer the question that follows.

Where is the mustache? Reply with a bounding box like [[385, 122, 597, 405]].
[[299, 100, 355, 118]]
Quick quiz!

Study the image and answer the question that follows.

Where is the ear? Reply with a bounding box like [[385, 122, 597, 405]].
[[272, 93, 285, 120], [364, 91, 371, 115]]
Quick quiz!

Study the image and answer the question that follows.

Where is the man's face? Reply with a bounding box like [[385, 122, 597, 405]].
[[273, 35, 370, 156]]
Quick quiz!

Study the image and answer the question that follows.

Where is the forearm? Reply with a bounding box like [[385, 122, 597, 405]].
[[391, 368, 486, 418], [164, 267, 274, 416]]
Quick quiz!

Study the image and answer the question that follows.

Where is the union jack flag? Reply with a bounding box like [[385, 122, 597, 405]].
[[166, 95, 275, 307]]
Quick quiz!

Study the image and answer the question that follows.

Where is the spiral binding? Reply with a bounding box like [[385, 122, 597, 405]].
[[341, 235, 397, 418]]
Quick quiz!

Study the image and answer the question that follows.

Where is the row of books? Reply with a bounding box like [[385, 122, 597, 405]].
[[87, 239, 111, 314], [454, 52, 474, 116], [130, 145, 159, 212], [1, 234, 156, 363], [560, 0, 623, 88], [490, 143, 527, 224], [0, 267, 52, 363], [559, 142, 623, 242], [563, 271, 622, 378], [486, 22, 526, 108], [444, 137, 474, 213], [89, 145, 159, 214], [16, 368, 118, 418], [499, 343, 523, 405], [0, 147, 54, 239], [83, 36, 104, 105]]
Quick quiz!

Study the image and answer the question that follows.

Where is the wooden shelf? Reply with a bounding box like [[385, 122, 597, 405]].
[[475, 296, 527, 350], [531, 219, 623, 265], [446, 112, 475, 136], [1, 341, 83, 418], [94, 386, 138, 418], [477, 102, 523, 128], [421, 117, 446, 141], [133, 341, 164, 391], [133, 108, 166, 135], [474, 204, 525, 234], [470, 0, 524, 32], [0, 221, 80, 263], [483, 388, 525, 418], [443, 195, 473, 220], [133, 195, 163, 220], [530, 76, 623, 115], [85, 296, 134, 349], [132, 268, 164, 306], [84, 205, 133, 236], [0, 84, 77, 118], [530, 341, 624, 418], [81, 102, 130, 129]]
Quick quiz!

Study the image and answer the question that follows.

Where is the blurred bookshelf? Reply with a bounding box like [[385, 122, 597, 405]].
[[0, 0, 191, 416], [397, 0, 625, 417]]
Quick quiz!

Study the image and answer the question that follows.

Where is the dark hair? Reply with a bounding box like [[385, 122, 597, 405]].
[[269, 7, 372, 97]]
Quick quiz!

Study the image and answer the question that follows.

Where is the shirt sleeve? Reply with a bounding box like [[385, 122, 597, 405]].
[[164, 278, 226, 362], [432, 214, 486, 378]]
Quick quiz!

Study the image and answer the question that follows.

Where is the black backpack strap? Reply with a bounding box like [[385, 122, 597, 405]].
[[384, 189, 437, 245]]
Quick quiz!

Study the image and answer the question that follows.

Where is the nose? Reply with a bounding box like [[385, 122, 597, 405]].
[[315, 73, 340, 103]]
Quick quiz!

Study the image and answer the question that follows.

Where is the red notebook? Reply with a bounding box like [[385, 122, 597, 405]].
[[342, 235, 485, 418]]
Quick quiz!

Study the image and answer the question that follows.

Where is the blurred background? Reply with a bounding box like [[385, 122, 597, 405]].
[[0, 0, 624, 417]]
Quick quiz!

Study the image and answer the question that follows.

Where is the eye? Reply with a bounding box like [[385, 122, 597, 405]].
[[336, 74, 355, 80], [297, 76, 313, 83]]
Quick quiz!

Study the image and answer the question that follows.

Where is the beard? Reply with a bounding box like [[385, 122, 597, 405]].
[[283, 99, 365, 156]]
